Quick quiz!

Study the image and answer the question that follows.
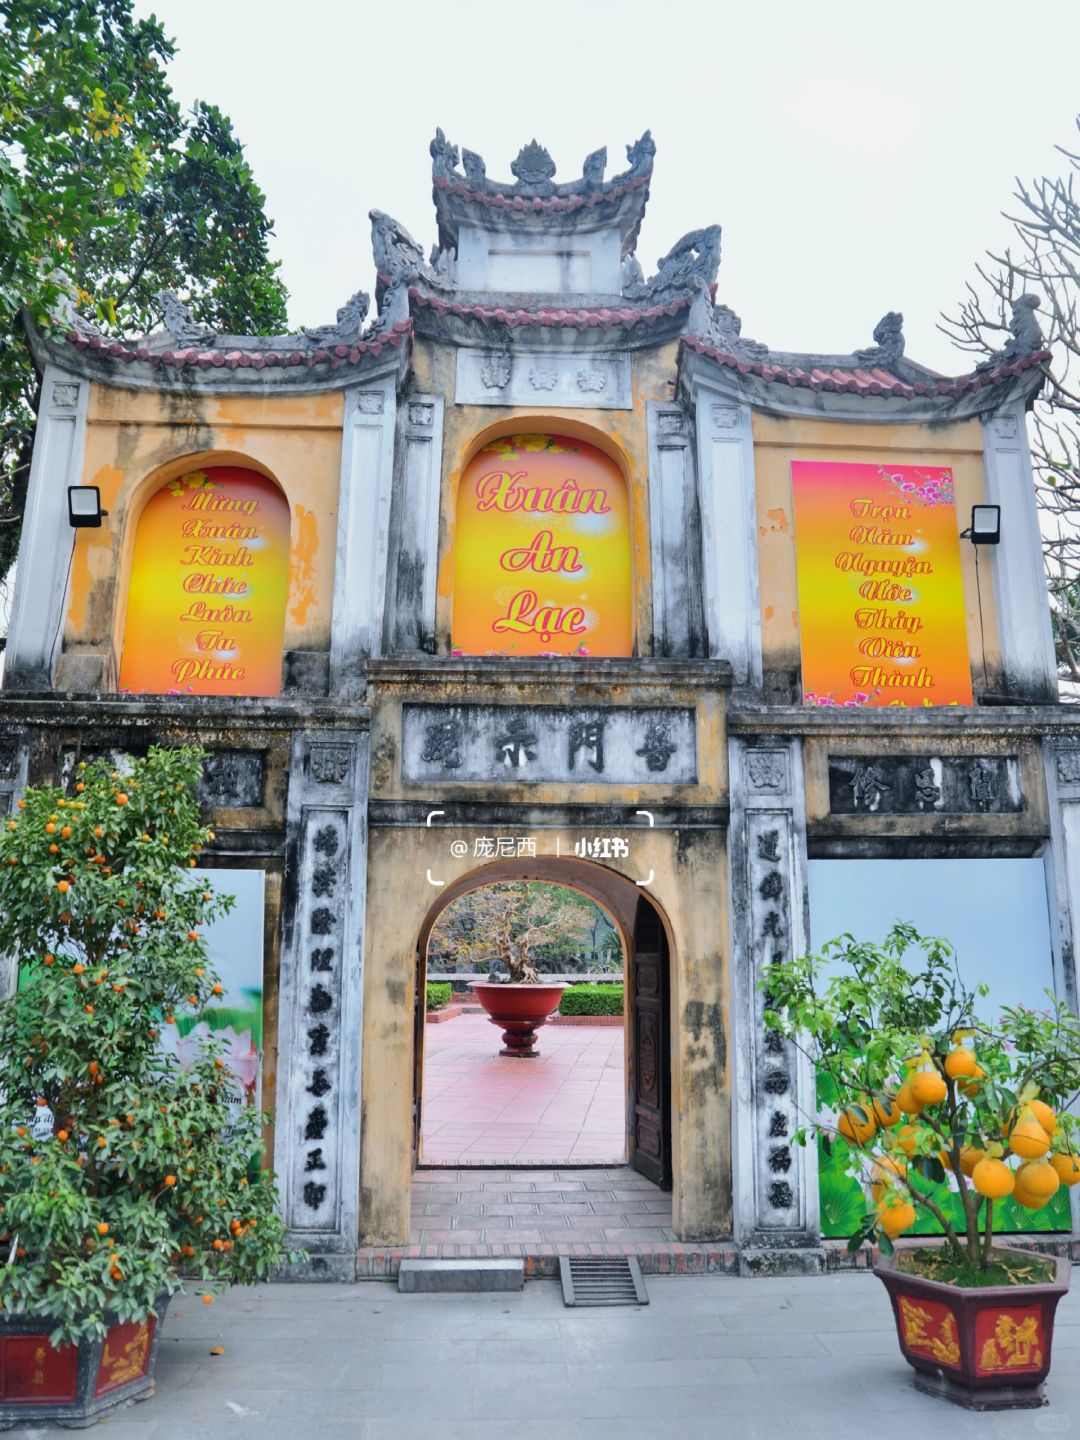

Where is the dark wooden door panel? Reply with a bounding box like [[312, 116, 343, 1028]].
[[630, 900, 671, 1189]]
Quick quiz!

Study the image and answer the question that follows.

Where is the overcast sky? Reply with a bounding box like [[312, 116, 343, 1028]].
[[137, 0, 1080, 374]]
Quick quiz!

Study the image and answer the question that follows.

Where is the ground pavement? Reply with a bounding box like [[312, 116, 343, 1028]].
[[10, 1273, 1080, 1440], [421, 1012, 624, 1166]]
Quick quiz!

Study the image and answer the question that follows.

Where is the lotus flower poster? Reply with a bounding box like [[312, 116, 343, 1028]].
[[164, 868, 264, 1117], [791, 460, 973, 707]]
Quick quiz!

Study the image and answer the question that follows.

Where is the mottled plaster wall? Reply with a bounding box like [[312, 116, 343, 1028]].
[[60, 384, 345, 689], [750, 413, 1002, 695], [411, 338, 679, 657]]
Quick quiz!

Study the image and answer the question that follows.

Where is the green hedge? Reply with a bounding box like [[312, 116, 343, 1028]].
[[559, 983, 623, 1016], [426, 982, 452, 1011]]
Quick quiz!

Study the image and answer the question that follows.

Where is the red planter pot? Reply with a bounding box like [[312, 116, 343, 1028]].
[[0, 1292, 170, 1430], [875, 1247, 1071, 1409], [469, 982, 566, 1057]]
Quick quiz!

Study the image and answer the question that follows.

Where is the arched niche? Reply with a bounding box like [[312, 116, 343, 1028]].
[[451, 432, 633, 657], [118, 464, 290, 697]]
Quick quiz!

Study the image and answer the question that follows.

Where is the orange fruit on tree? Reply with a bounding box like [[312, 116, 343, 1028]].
[[203, 1294, 213, 1305], [876, 1197, 917, 1237], [96, 1222, 109, 1236], [1029, 1099, 1057, 1137], [894, 1123, 924, 1158], [894, 1078, 923, 1115], [958, 1066, 986, 1098], [57, 880, 70, 893], [910, 1068, 947, 1107], [1050, 1152, 1080, 1186], [959, 1145, 986, 1177], [944, 1048, 978, 1080], [872, 1093, 900, 1128], [972, 1157, 1015, 1198], [1013, 1162, 1060, 1210], [116, 793, 128, 806], [837, 1103, 876, 1146], [1009, 1109, 1051, 1160]]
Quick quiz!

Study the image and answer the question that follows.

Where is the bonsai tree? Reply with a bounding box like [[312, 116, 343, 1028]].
[[0, 745, 292, 1344], [430, 881, 600, 983], [764, 922, 1080, 1280]]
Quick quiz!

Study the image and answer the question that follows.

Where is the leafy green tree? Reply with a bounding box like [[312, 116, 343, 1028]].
[[429, 882, 607, 982], [765, 923, 1080, 1276], [0, 1, 289, 589], [0, 745, 292, 1343]]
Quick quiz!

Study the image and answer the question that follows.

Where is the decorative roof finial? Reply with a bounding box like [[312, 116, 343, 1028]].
[[856, 312, 905, 369], [510, 140, 557, 194]]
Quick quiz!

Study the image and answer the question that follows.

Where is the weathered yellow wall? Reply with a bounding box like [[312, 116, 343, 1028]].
[[62, 383, 344, 688], [751, 414, 1001, 691], [359, 826, 731, 1245], [413, 339, 678, 656], [359, 664, 732, 1245]]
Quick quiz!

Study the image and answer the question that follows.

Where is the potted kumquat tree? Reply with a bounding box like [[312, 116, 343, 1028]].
[[764, 922, 1079, 1410], [0, 746, 294, 1430]]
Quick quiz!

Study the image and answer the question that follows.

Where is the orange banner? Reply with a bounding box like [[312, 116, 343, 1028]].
[[452, 434, 632, 657], [791, 460, 972, 707], [119, 467, 289, 697]]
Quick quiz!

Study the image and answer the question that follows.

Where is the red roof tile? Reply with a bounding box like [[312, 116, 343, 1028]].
[[681, 336, 1051, 400], [408, 288, 690, 329], [64, 321, 413, 372]]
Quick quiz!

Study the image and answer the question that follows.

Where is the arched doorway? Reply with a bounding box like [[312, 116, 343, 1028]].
[[413, 858, 672, 1189]]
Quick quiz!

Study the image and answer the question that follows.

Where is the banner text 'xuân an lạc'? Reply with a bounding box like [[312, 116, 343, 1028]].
[[452, 434, 632, 657]]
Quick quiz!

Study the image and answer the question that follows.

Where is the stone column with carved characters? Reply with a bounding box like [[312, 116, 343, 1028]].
[[729, 738, 818, 1256], [274, 731, 369, 1274]]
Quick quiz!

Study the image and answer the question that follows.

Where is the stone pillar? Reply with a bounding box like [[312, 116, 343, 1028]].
[[4, 368, 89, 691], [329, 383, 397, 696], [1042, 738, 1080, 1237], [0, 736, 28, 999], [693, 392, 762, 685], [981, 404, 1057, 702], [383, 393, 445, 654], [729, 737, 818, 1259], [646, 402, 705, 656], [274, 731, 369, 1275]]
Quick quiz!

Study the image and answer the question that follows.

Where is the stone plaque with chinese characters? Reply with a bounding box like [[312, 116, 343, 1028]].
[[402, 705, 697, 784], [828, 755, 1021, 815]]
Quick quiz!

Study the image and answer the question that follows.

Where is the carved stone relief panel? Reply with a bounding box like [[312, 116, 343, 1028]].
[[454, 348, 631, 409], [402, 705, 697, 784], [827, 755, 1021, 815], [195, 752, 265, 809]]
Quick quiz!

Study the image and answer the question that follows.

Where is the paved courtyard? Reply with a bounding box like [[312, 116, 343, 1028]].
[[421, 1012, 625, 1166], [18, 1272, 1080, 1440]]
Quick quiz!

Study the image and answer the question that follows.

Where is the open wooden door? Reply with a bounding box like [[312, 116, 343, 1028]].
[[412, 945, 425, 1163], [629, 899, 671, 1189]]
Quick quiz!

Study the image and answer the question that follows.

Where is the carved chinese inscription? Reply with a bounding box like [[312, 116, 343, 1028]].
[[747, 810, 800, 1223], [291, 806, 349, 1227], [828, 755, 1021, 815]]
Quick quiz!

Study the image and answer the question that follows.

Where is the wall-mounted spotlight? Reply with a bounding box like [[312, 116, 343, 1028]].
[[962, 504, 1001, 546], [67, 486, 108, 528]]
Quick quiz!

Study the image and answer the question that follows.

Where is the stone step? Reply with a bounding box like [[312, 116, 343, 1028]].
[[397, 1259, 525, 1293]]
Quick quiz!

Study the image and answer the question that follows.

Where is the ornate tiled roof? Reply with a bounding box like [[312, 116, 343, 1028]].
[[62, 319, 412, 371], [409, 287, 690, 330], [681, 333, 1052, 399], [428, 131, 654, 255]]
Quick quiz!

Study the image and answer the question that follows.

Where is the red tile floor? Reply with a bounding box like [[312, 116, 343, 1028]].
[[420, 1011, 625, 1166]]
